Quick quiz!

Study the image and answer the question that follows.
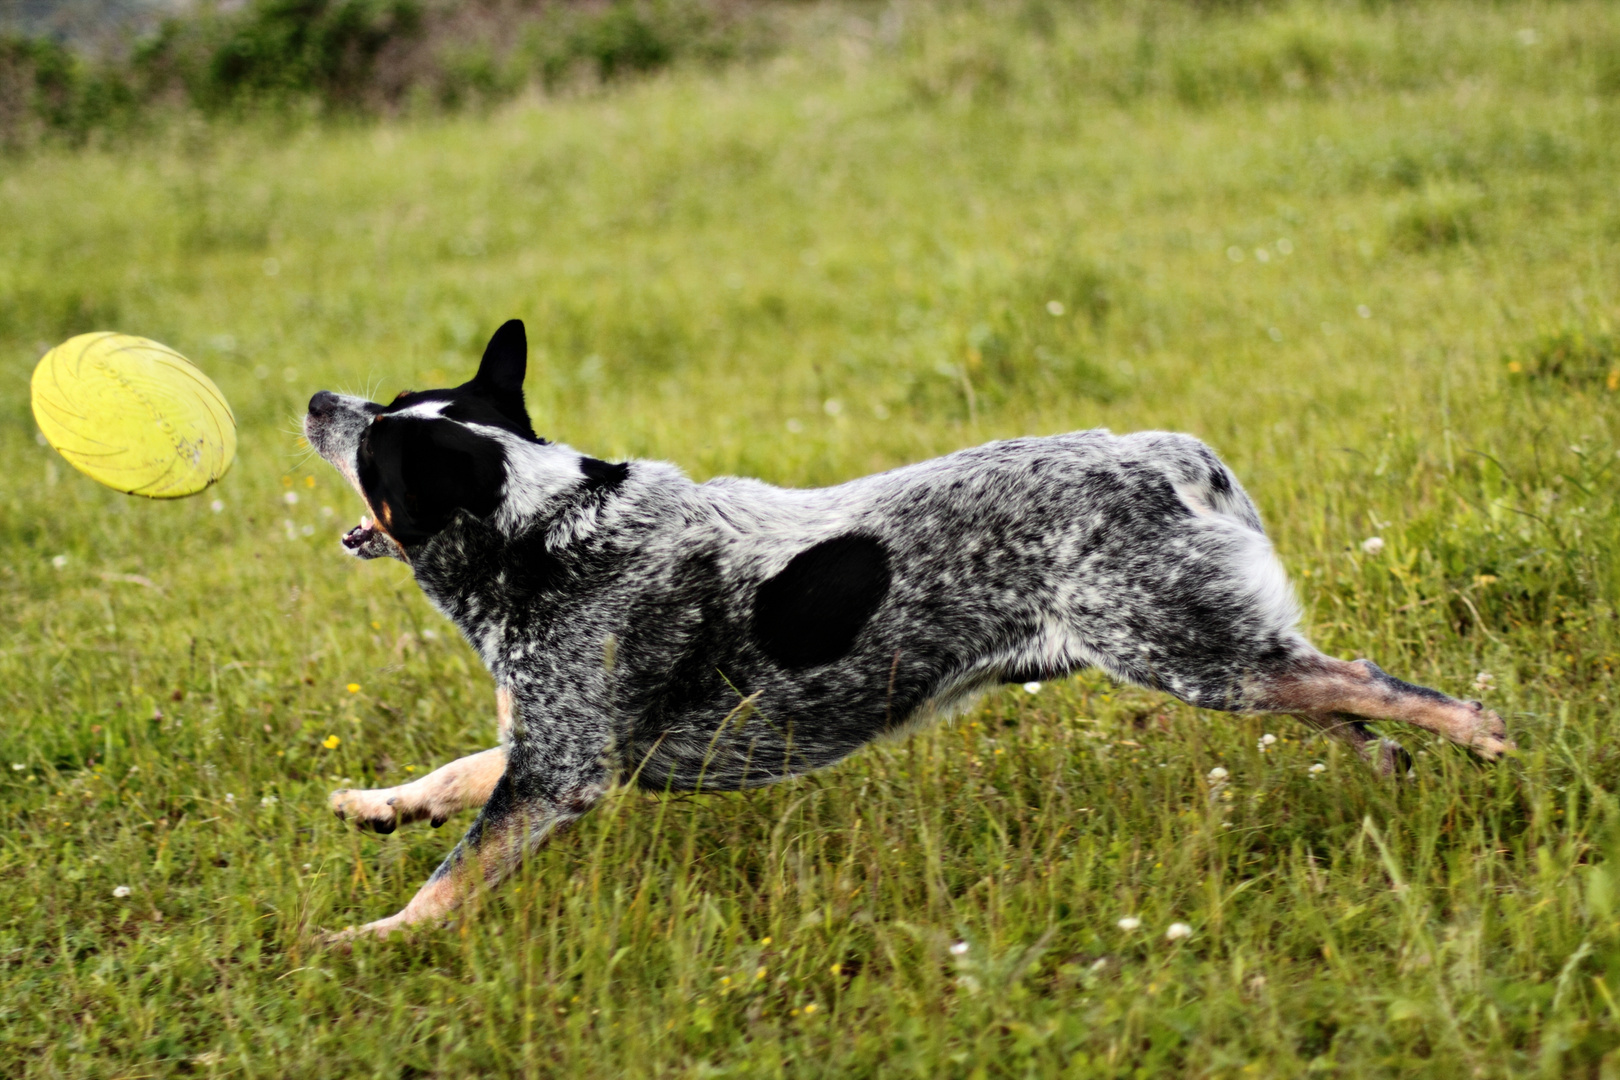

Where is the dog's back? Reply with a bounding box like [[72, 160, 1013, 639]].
[[601, 430, 1300, 790]]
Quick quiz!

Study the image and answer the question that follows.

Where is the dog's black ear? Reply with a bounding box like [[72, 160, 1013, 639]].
[[473, 319, 526, 394], [359, 417, 506, 548], [463, 319, 536, 439]]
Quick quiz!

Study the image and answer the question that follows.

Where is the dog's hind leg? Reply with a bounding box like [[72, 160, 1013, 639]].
[[1288, 710, 1412, 775], [1255, 655, 1511, 760]]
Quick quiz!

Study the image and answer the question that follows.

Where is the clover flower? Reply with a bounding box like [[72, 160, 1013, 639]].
[[1165, 922, 1192, 941]]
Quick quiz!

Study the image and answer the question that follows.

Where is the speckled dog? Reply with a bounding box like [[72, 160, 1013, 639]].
[[305, 320, 1511, 941]]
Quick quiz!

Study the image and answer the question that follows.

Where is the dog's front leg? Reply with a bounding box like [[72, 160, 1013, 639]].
[[326, 773, 603, 941], [329, 746, 507, 832], [324, 684, 611, 942], [328, 687, 520, 832]]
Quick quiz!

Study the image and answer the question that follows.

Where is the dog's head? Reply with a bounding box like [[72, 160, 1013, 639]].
[[303, 320, 538, 561]]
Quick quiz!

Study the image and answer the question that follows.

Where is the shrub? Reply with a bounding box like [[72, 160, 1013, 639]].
[[2, 0, 765, 146], [0, 34, 138, 147]]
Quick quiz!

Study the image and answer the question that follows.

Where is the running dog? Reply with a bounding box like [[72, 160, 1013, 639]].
[[304, 319, 1510, 940]]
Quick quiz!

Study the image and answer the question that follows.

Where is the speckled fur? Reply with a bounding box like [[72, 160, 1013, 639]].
[[307, 321, 1510, 941]]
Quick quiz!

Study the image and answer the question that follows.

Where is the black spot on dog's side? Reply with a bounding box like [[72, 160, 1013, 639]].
[[752, 535, 891, 670], [580, 456, 630, 493]]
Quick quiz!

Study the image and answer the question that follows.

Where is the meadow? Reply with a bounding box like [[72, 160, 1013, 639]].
[[2, 1, 1619, 1074]]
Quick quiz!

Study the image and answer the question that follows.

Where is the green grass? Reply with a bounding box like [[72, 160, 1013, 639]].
[[2, 1, 1620, 1075]]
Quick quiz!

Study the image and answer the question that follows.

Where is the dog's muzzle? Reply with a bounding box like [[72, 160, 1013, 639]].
[[304, 390, 405, 561]]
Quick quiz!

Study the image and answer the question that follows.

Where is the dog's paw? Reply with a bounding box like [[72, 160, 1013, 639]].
[[1464, 702, 1514, 760], [328, 787, 404, 834]]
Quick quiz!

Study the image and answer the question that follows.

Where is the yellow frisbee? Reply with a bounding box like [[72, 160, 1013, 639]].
[[31, 332, 237, 499]]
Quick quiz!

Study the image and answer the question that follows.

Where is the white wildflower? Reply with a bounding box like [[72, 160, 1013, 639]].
[[1361, 536, 1385, 556], [1309, 762, 1327, 775], [1472, 671, 1495, 693], [210, 500, 224, 513], [1046, 300, 1065, 316], [283, 491, 299, 505], [260, 795, 277, 807], [1023, 681, 1042, 694], [224, 793, 235, 804], [1117, 916, 1141, 931], [10, 763, 24, 771], [112, 885, 131, 898], [949, 941, 969, 956], [1165, 922, 1193, 941], [1207, 766, 1229, 782], [51, 555, 67, 569], [1258, 733, 1278, 750]]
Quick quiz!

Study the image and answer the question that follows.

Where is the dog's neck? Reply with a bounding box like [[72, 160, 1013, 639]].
[[407, 441, 612, 667]]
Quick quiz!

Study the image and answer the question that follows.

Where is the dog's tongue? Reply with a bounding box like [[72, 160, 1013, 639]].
[[342, 515, 378, 550]]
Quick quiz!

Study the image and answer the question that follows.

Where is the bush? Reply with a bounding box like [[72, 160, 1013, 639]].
[[199, 0, 424, 110], [0, 34, 138, 147], [1, 0, 764, 145]]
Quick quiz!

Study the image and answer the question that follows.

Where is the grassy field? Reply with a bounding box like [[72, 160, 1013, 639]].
[[3, 0, 1620, 1075]]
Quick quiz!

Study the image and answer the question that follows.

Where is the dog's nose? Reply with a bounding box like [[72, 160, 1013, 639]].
[[308, 390, 340, 418]]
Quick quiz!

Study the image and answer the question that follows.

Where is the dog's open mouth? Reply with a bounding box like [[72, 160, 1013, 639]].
[[339, 514, 406, 561], [342, 515, 379, 551]]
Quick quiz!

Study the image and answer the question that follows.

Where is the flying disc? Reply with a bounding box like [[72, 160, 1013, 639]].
[[31, 332, 237, 498]]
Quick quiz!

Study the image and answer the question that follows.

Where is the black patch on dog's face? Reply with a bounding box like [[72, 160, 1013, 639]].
[[359, 416, 506, 547], [751, 534, 891, 670]]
